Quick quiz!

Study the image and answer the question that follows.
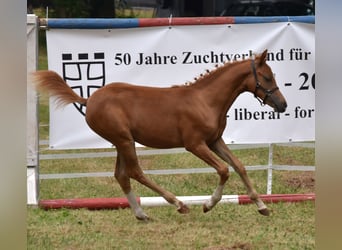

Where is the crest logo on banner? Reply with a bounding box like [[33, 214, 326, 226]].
[[61, 52, 106, 115]]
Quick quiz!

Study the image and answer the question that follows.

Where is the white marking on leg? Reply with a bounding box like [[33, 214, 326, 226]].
[[204, 185, 224, 211], [126, 191, 148, 220]]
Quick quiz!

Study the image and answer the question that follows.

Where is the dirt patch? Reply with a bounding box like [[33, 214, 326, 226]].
[[204, 242, 252, 250], [281, 171, 315, 192]]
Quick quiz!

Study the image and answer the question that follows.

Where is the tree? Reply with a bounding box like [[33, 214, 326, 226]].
[[28, 0, 115, 18], [89, 0, 115, 18]]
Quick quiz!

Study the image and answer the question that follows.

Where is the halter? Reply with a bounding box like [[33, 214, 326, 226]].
[[251, 59, 279, 106]]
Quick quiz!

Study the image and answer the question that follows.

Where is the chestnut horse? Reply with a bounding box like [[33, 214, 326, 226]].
[[33, 50, 287, 221]]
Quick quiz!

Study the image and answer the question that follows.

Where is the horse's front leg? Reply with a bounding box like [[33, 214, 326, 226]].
[[186, 142, 230, 212], [210, 138, 270, 216]]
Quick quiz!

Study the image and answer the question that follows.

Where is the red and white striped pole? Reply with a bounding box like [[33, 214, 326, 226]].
[[39, 193, 315, 210]]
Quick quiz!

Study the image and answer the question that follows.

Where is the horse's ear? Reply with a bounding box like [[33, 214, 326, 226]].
[[259, 49, 268, 65]]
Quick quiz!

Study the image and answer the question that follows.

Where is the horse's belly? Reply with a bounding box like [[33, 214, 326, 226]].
[[132, 125, 183, 149]]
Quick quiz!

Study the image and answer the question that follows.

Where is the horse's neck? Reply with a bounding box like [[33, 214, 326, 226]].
[[195, 61, 250, 112]]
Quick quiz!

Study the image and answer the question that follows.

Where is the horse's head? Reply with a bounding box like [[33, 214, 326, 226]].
[[246, 50, 287, 113]]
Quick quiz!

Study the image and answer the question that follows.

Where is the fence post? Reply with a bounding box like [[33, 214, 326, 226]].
[[266, 143, 273, 194], [27, 14, 39, 205]]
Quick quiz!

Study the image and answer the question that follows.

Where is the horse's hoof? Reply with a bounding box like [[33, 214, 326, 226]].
[[258, 208, 270, 216], [136, 215, 150, 222], [203, 204, 211, 213], [135, 213, 150, 221], [177, 203, 190, 214]]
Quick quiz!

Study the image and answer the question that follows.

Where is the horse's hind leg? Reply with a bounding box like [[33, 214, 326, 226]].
[[117, 142, 189, 219], [114, 153, 149, 221], [210, 138, 270, 216]]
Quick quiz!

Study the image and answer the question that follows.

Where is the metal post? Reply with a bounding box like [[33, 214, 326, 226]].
[[266, 143, 273, 194], [27, 15, 39, 205]]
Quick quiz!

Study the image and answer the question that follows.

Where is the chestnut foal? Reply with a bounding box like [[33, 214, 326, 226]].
[[33, 50, 287, 220]]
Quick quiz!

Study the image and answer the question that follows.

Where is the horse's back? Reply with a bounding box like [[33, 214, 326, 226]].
[[85, 82, 193, 148], [87, 82, 187, 113]]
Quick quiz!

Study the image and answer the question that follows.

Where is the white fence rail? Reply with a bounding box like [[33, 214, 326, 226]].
[[39, 142, 315, 196]]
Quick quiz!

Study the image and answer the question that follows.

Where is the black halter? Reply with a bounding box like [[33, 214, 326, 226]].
[[251, 59, 279, 106]]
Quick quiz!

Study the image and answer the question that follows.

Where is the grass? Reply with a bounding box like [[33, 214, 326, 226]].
[[30, 144, 315, 249], [28, 30, 315, 250], [28, 202, 314, 250]]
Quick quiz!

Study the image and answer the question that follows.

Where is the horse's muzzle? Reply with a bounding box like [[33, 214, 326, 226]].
[[274, 100, 287, 113]]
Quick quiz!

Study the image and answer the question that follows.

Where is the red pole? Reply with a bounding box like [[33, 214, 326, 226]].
[[39, 193, 315, 210]]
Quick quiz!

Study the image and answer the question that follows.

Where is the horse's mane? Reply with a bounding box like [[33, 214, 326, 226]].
[[172, 58, 251, 88]]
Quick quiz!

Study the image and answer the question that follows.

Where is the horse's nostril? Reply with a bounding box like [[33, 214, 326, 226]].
[[281, 104, 287, 112], [275, 101, 287, 113], [283, 102, 288, 111]]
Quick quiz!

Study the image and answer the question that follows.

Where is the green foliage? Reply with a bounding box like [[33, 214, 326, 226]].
[[58, 0, 90, 17], [49, 0, 91, 18]]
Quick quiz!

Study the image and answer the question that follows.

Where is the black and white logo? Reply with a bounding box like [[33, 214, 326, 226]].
[[62, 52, 105, 116]]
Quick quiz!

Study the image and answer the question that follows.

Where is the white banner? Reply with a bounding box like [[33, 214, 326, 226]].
[[46, 22, 314, 149]]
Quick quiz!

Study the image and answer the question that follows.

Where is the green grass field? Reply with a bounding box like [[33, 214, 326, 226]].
[[27, 31, 315, 250], [28, 157, 315, 250]]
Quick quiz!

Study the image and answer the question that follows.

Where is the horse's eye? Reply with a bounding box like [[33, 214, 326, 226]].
[[262, 75, 272, 82]]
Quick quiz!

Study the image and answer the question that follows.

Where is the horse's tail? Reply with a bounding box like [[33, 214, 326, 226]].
[[32, 70, 87, 107]]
